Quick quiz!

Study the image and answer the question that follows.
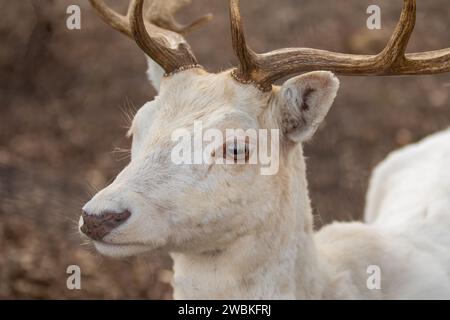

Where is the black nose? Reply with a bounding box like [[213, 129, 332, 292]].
[[80, 210, 131, 241]]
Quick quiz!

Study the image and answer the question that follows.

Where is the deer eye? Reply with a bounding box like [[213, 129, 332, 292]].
[[223, 137, 250, 162]]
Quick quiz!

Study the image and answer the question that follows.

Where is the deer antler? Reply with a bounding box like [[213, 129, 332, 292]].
[[89, 0, 213, 75], [230, 0, 450, 92], [145, 0, 213, 36]]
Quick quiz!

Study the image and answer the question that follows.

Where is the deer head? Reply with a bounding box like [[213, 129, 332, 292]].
[[80, 0, 450, 258]]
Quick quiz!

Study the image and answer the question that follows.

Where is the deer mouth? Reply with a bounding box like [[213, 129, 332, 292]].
[[93, 241, 153, 257]]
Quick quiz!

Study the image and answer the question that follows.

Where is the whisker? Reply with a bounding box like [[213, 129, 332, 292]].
[[85, 181, 101, 197], [49, 208, 81, 226], [120, 96, 138, 130], [111, 147, 131, 162]]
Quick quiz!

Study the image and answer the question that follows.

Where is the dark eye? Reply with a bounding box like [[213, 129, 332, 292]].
[[223, 137, 250, 163]]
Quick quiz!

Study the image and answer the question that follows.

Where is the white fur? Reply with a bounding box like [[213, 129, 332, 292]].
[[81, 66, 450, 299], [146, 56, 165, 91]]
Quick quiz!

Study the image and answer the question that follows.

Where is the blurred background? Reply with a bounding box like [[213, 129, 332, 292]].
[[0, 0, 449, 299]]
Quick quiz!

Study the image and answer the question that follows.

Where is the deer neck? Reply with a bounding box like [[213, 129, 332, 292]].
[[170, 145, 327, 299]]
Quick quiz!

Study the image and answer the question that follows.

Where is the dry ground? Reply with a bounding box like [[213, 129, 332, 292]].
[[0, 0, 449, 299]]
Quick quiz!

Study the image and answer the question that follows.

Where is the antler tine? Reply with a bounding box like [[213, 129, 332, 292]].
[[153, 13, 213, 35], [129, 0, 199, 74], [230, 0, 257, 81], [90, 0, 212, 37], [229, 0, 450, 92], [90, 0, 212, 75], [377, 0, 450, 75], [89, 0, 134, 37], [378, 0, 416, 66], [146, 0, 213, 35]]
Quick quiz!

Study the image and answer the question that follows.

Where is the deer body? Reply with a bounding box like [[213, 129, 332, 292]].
[[81, 0, 450, 299], [315, 128, 450, 299]]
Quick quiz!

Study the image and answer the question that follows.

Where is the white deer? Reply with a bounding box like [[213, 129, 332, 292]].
[[80, 0, 450, 299]]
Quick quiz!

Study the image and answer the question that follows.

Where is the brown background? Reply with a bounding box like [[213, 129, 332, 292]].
[[0, 0, 449, 299]]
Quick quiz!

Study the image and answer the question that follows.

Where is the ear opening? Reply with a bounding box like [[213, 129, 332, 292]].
[[279, 71, 339, 143]]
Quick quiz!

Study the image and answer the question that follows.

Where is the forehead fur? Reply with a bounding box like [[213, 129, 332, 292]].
[[129, 69, 277, 146], [158, 69, 271, 120]]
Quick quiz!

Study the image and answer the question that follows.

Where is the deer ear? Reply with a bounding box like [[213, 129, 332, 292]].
[[146, 57, 165, 92], [278, 71, 339, 143]]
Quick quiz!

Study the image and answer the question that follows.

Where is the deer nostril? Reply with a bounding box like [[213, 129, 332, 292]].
[[80, 210, 131, 241]]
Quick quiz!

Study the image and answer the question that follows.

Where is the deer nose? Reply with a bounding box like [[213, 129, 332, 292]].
[[80, 210, 131, 241]]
